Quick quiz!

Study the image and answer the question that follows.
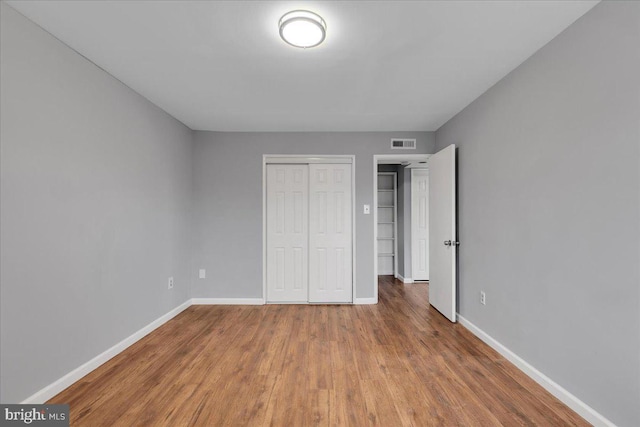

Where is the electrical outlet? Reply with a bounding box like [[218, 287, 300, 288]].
[[480, 291, 486, 305], [168, 277, 174, 289]]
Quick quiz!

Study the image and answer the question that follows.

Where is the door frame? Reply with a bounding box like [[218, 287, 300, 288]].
[[373, 154, 430, 303], [262, 155, 357, 303]]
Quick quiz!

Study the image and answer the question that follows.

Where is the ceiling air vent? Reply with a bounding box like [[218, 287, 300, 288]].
[[391, 138, 416, 149]]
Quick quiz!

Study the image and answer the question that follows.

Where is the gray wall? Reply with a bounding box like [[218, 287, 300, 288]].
[[435, 2, 640, 425], [0, 3, 193, 403], [192, 132, 435, 299]]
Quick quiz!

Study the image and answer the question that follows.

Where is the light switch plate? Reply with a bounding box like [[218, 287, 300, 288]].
[[199, 269, 206, 279], [363, 204, 370, 214]]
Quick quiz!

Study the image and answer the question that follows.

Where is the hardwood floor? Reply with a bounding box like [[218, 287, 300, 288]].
[[49, 276, 589, 426]]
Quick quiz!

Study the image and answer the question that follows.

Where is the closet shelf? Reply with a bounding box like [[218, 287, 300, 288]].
[[377, 171, 397, 276]]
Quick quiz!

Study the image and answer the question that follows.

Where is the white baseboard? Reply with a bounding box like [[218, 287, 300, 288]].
[[21, 300, 192, 404], [397, 273, 414, 284], [354, 297, 377, 305], [457, 315, 615, 427], [191, 298, 265, 305]]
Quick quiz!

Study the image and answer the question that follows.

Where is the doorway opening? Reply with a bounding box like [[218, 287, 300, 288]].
[[373, 154, 430, 303]]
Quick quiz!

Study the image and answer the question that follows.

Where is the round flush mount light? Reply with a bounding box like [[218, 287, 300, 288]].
[[279, 10, 326, 48]]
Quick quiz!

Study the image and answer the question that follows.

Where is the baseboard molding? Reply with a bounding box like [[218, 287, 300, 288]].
[[397, 273, 414, 284], [457, 315, 615, 427], [191, 298, 265, 305], [354, 297, 377, 305], [22, 300, 192, 404]]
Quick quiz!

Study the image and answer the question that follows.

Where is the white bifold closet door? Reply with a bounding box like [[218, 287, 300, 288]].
[[266, 165, 309, 303], [308, 164, 352, 303], [266, 163, 352, 303]]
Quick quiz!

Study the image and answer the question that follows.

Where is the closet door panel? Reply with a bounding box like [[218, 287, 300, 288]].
[[266, 164, 308, 302], [309, 164, 352, 303]]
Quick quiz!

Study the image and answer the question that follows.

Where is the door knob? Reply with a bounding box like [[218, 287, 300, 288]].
[[444, 240, 452, 246]]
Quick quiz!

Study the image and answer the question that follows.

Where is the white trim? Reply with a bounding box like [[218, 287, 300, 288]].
[[374, 154, 431, 163], [262, 155, 357, 304], [458, 315, 615, 427], [397, 273, 414, 284], [264, 155, 353, 164], [262, 159, 268, 306], [373, 159, 378, 299], [191, 298, 265, 305], [393, 173, 398, 277], [351, 157, 357, 302], [21, 300, 192, 404], [373, 154, 430, 303], [354, 297, 378, 305]]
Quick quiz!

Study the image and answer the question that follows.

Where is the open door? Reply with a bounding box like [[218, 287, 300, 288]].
[[429, 144, 457, 322]]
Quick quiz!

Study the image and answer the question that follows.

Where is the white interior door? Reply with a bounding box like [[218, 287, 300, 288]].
[[309, 164, 353, 303], [266, 164, 308, 302], [411, 169, 429, 281], [429, 144, 457, 322]]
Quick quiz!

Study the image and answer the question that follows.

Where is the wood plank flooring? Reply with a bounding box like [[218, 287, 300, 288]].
[[49, 276, 589, 426]]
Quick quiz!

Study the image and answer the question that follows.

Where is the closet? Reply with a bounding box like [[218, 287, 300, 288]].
[[377, 172, 397, 276], [266, 160, 353, 303]]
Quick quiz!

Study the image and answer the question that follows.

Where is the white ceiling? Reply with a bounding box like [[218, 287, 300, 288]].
[[7, 1, 598, 132]]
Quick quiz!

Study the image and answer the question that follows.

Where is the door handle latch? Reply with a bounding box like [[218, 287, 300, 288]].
[[444, 240, 460, 246]]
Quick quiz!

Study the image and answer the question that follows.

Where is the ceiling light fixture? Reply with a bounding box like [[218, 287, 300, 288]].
[[279, 10, 326, 48]]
